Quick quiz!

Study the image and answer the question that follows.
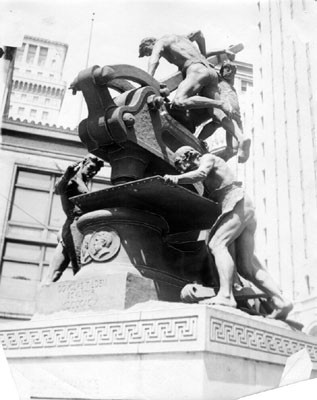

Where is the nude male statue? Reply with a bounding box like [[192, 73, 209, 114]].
[[197, 60, 245, 157], [139, 31, 250, 163], [163, 146, 293, 320], [42, 155, 104, 285]]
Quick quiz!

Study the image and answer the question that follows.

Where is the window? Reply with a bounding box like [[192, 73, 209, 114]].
[[17, 107, 25, 116], [21, 94, 27, 101], [42, 111, 49, 120], [49, 74, 54, 79], [45, 98, 50, 105], [26, 44, 37, 64], [15, 43, 26, 62], [37, 72, 43, 76], [241, 80, 248, 92], [0, 167, 111, 317], [30, 109, 37, 119], [241, 80, 253, 93], [33, 96, 39, 102], [0, 169, 65, 316], [26, 69, 31, 74], [38, 46, 48, 66]]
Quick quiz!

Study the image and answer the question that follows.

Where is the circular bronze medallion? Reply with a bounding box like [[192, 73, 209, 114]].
[[87, 230, 121, 262]]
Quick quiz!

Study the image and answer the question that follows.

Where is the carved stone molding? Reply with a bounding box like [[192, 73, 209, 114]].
[[1, 316, 198, 351], [210, 317, 317, 362], [2, 309, 317, 364]]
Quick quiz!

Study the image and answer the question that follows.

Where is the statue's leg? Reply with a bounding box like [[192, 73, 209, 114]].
[[218, 86, 251, 163], [69, 219, 83, 274], [212, 109, 250, 163], [172, 64, 221, 109], [226, 130, 239, 154], [235, 214, 293, 320], [199, 80, 249, 161], [196, 119, 219, 141], [201, 202, 248, 308], [41, 241, 70, 285]]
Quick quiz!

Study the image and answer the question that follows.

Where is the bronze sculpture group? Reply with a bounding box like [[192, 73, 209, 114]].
[[43, 30, 293, 321], [164, 147, 292, 319], [139, 31, 250, 163]]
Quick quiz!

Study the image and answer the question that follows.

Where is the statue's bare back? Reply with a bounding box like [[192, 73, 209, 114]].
[[157, 34, 207, 69]]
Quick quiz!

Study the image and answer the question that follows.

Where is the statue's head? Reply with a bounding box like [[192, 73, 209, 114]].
[[80, 154, 104, 180], [92, 231, 113, 254], [139, 37, 156, 57], [220, 61, 237, 82], [174, 146, 201, 173]]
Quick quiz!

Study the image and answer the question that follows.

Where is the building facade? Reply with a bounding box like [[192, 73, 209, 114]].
[[251, 0, 317, 333], [0, 118, 111, 320], [5, 35, 68, 125], [205, 0, 317, 334]]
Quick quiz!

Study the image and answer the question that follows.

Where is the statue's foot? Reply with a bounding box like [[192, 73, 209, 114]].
[[238, 138, 251, 163], [266, 298, 293, 321], [199, 295, 237, 308]]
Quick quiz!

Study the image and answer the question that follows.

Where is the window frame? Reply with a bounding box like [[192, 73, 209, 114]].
[[17, 107, 25, 116], [26, 44, 37, 64], [38, 46, 48, 67], [0, 163, 111, 315], [0, 165, 63, 282], [29, 109, 37, 118], [15, 43, 26, 62], [42, 111, 49, 120]]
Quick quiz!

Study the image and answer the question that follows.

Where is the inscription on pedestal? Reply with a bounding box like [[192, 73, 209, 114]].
[[57, 279, 108, 312], [36, 276, 124, 314], [36, 272, 158, 315]]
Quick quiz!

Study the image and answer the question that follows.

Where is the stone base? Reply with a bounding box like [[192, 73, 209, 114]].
[[1, 303, 317, 400], [36, 272, 158, 315]]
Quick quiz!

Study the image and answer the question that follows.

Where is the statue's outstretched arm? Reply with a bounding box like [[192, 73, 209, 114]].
[[55, 162, 80, 194], [206, 48, 235, 61], [187, 30, 206, 56], [148, 39, 165, 76]]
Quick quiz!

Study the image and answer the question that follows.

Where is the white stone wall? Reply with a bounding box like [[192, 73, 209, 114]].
[[253, 0, 317, 304]]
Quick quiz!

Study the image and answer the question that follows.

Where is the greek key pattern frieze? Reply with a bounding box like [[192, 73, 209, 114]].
[[210, 318, 317, 361], [0, 316, 197, 351]]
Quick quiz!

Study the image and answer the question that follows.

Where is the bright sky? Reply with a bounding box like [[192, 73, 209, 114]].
[[1, 0, 260, 127]]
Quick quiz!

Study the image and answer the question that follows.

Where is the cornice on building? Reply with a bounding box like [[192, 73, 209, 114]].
[[24, 35, 68, 50], [1, 116, 77, 136], [234, 60, 253, 83], [215, 59, 253, 84], [13, 73, 67, 88], [12, 77, 67, 97], [235, 60, 253, 73]]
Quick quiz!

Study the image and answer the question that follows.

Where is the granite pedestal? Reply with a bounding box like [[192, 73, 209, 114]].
[[1, 303, 317, 400], [5, 177, 314, 399]]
